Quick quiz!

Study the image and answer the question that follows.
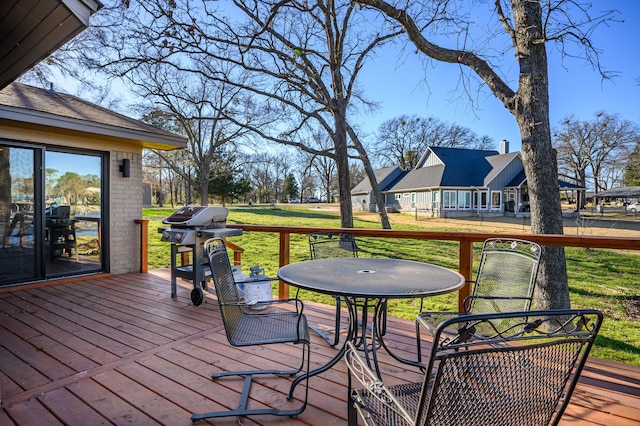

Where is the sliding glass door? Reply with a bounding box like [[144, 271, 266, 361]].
[[45, 150, 105, 279], [0, 142, 106, 286], [0, 143, 43, 285]]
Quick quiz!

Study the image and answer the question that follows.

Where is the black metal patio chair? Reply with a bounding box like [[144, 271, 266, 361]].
[[416, 237, 542, 362], [191, 238, 311, 422], [304, 231, 359, 346], [345, 309, 603, 426]]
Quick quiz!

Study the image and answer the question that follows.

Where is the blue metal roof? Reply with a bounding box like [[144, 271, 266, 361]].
[[429, 147, 499, 187]]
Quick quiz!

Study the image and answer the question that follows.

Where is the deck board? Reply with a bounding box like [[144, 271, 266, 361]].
[[1, 269, 639, 425]]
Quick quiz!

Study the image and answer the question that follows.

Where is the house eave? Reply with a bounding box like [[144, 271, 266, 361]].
[[0, 104, 186, 150], [0, 0, 103, 90]]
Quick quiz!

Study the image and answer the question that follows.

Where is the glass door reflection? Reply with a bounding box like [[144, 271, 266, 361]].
[[0, 144, 40, 285], [45, 150, 104, 278]]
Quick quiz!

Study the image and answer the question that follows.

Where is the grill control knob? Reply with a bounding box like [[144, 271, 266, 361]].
[[162, 230, 171, 241], [175, 232, 183, 241]]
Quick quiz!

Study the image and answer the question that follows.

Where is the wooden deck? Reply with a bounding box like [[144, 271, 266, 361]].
[[1, 270, 639, 425]]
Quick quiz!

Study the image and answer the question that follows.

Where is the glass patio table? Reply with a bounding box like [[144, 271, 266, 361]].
[[278, 257, 465, 397]]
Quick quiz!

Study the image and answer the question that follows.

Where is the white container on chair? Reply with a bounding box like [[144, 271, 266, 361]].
[[242, 266, 273, 309], [232, 265, 247, 298]]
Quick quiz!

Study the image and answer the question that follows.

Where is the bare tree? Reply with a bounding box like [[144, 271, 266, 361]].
[[312, 153, 338, 203], [349, 162, 367, 190], [356, 0, 618, 310], [300, 129, 339, 202], [272, 152, 298, 204], [299, 168, 319, 201], [133, 66, 253, 206], [24, 0, 407, 227], [372, 115, 495, 168], [553, 117, 592, 209], [22, 1, 255, 207], [554, 112, 639, 207], [624, 143, 640, 186], [86, 0, 402, 227], [242, 153, 282, 203], [588, 114, 639, 193], [210, 0, 402, 227]]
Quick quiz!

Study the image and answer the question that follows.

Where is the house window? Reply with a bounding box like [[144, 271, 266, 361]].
[[394, 194, 401, 200], [458, 191, 471, 209], [432, 191, 440, 210], [443, 190, 457, 209], [473, 191, 488, 210], [480, 191, 488, 209], [491, 191, 502, 210]]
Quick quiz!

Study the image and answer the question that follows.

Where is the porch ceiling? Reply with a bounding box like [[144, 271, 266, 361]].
[[0, 0, 102, 90]]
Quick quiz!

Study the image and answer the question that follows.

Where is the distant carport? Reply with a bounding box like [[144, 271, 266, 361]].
[[557, 179, 586, 208], [593, 187, 640, 198]]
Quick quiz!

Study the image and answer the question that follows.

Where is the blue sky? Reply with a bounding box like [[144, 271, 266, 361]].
[[356, 2, 640, 152], [50, 2, 640, 156]]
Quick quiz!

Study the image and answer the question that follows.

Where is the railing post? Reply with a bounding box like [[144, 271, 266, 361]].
[[134, 219, 149, 273], [458, 239, 474, 311], [226, 240, 244, 266], [279, 231, 290, 299]]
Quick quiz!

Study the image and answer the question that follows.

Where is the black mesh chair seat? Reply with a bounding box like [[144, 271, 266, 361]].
[[191, 238, 311, 422], [345, 309, 603, 426], [416, 238, 542, 362], [227, 309, 309, 346]]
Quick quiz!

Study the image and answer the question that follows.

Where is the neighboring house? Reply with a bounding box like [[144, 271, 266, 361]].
[[0, 82, 186, 287], [351, 165, 405, 212], [351, 142, 583, 218]]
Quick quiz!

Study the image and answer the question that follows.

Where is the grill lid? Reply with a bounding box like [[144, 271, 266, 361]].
[[162, 206, 229, 227]]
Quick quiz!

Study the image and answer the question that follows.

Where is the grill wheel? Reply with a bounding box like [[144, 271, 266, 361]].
[[191, 287, 204, 306]]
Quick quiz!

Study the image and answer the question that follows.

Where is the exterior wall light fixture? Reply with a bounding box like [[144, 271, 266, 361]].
[[119, 158, 130, 177]]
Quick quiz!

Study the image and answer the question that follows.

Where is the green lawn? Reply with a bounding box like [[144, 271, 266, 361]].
[[146, 206, 640, 366]]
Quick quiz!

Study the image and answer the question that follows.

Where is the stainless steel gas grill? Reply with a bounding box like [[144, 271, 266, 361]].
[[160, 206, 242, 305]]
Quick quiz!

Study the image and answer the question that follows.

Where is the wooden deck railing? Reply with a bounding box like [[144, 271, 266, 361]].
[[136, 221, 640, 311], [134, 219, 149, 273], [225, 224, 640, 309]]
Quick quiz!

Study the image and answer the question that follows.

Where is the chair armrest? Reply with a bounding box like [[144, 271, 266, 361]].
[[465, 295, 532, 302], [343, 341, 414, 424], [224, 297, 305, 312], [256, 297, 305, 314], [416, 311, 463, 337], [463, 295, 532, 313]]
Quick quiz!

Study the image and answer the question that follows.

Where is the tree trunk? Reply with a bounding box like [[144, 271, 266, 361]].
[[354, 0, 574, 310], [577, 169, 587, 209], [334, 115, 354, 228], [348, 125, 391, 228], [199, 162, 210, 206], [362, 160, 391, 229], [512, 0, 569, 310]]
